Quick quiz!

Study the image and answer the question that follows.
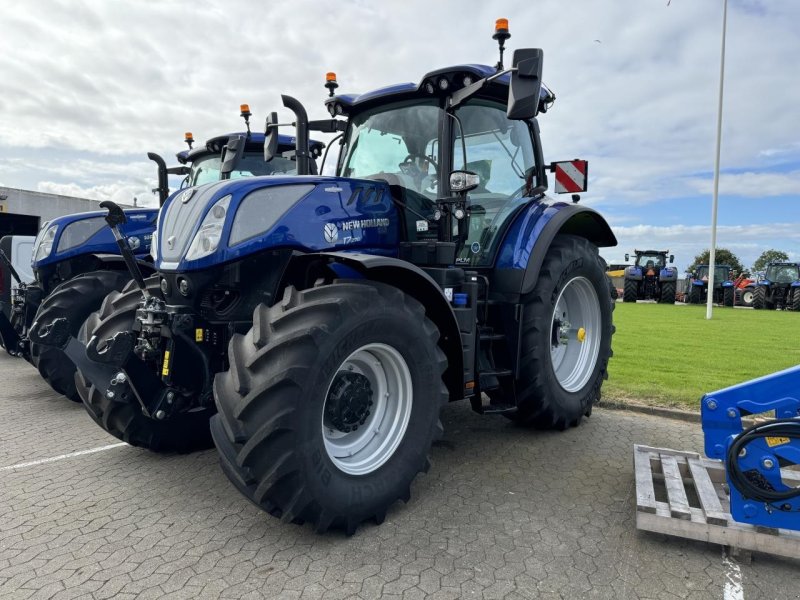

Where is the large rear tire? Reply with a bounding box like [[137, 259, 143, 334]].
[[659, 281, 676, 304], [752, 286, 766, 310], [30, 270, 130, 402], [212, 281, 448, 534], [689, 287, 702, 304], [792, 289, 800, 312], [505, 235, 614, 429], [622, 279, 638, 303], [75, 277, 214, 453], [723, 286, 734, 307]]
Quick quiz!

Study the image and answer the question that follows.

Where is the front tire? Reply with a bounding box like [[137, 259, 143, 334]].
[[723, 286, 734, 307], [689, 287, 702, 304], [792, 289, 800, 312], [30, 270, 130, 401], [506, 235, 614, 429], [211, 281, 448, 534], [752, 286, 766, 310], [75, 277, 214, 453]]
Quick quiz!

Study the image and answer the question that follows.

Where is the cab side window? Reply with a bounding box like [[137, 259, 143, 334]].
[[454, 102, 536, 266]]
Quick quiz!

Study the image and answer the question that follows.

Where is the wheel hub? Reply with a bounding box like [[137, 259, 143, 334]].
[[325, 372, 373, 432]]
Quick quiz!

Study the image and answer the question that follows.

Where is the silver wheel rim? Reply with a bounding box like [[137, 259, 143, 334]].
[[322, 343, 413, 475], [550, 276, 602, 392], [742, 290, 753, 304]]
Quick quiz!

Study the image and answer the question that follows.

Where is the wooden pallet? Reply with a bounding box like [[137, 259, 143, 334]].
[[633, 444, 800, 560]]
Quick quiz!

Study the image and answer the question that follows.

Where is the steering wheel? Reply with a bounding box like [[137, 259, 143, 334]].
[[399, 153, 438, 174]]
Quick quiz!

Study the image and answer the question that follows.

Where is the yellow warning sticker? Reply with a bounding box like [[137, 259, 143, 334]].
[[161, 350, 171, 376], [765, 436, 790, 447], [195, 328, 203, 342]]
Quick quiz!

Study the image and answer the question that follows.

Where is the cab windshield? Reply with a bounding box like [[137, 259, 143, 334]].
[[636, 253, 665, 269], [766, 264, 799, 283], [696, 266, 729, 281], [189, 152, 296, 187]]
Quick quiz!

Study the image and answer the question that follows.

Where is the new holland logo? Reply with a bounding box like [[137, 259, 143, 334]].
[[323, 222, 338, 243], [178, 188, 195, 204]]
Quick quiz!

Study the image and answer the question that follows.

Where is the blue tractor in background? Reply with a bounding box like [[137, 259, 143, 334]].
[[36, 22, 617, 534], [686, 264, 735, 306], [622, 249, 677, 304], [21, 115, 320, 402], [752, 262, 800, 310]]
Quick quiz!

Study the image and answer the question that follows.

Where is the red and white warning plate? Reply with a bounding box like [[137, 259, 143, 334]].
[[552, 160, 588, 194]]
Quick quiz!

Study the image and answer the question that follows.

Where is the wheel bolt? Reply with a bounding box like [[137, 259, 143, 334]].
[[155, 410, 166, 420], [106, 390, 115, 399]]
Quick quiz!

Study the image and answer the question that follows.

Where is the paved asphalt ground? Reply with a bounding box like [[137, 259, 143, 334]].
[[0, 352, 797, 600]]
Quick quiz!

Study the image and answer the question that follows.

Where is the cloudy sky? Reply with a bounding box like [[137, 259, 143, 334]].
[[1, 0, 798, 272]]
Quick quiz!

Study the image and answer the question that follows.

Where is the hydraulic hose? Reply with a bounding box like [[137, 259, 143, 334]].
[[726, 417, 800, 503]]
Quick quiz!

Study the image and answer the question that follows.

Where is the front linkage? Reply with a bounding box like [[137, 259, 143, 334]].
[[31, 202, 214, 425]]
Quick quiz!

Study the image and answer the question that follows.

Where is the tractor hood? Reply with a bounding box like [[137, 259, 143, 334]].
[[154, 176, 400, 272], [32, 208, 157, 268]]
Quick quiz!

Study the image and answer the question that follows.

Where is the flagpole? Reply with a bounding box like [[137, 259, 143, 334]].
[[707, 0, 728, 319]]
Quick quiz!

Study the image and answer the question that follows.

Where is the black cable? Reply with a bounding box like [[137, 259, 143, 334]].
[[726, 417, 800, 504]]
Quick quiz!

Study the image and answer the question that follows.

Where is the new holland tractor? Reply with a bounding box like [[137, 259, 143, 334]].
[[622, 249, 676, 303], [686, 264, 735, 306], [20, 119, 319, 402], [752, 262, 800, 310], [34, 22, 617, 533]]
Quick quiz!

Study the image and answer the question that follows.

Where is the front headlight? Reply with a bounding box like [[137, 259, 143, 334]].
[[150, 230, 159, 261], [33, 224, 58, 262], [150, 210, 161, 261], [184, 194, 231, 261]]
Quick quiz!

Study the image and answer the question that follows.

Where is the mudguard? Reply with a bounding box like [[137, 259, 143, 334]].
[[284, 251, 464, 400], [491, 202, 616, 299], [659, 268, 678, 282], [625, 266, 643, 281]]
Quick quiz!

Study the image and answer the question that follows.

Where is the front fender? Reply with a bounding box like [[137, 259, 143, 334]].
[[491, 202, 616, 299], [281, 251, 464, 401]]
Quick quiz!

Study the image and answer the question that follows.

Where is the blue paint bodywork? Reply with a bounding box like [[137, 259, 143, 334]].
[[701, 367, 800, 529], [33, 209, 158, 269], [494, 201, 564, 270], [156, 176, 399, 272]]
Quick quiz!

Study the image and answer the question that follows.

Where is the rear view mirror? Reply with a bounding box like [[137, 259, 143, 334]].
[[670, 255, 675, 263], [264, 112, 279, 163], [507, 48, 543, 120], [551, 160, 588, 194], [220, 135, 246, 180], [625, 253, 630, 262]]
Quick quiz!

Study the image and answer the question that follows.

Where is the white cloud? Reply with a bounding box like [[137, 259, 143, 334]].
[[685, 170, 800, 197]]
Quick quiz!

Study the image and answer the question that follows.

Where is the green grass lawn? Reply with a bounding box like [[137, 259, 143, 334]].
[[604, 302, 800, 409]]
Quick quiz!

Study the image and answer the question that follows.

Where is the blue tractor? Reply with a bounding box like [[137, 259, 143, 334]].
[[686, 264, 735, 306], [752, 262, 800, 310], [37, 24, 617, 533], [621, 249, 677, 303], [21, 119, 320, 402]]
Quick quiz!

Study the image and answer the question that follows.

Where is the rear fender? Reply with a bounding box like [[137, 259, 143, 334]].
[[492, 203, 616, 299], [280, 251, 463, 401], [659, 268, 678, 282], [625, 266, 643, 281]]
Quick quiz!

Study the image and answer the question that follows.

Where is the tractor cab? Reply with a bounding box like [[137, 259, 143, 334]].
[[178, 132, 324, 188], [329, 65, 555, 267], [695, 265, 731, 284], [764, 263, 800, 285]]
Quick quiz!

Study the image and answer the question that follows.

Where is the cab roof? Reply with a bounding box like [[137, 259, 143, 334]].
[[176, 132, 324, 164], [325, 63, 552, 117]]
